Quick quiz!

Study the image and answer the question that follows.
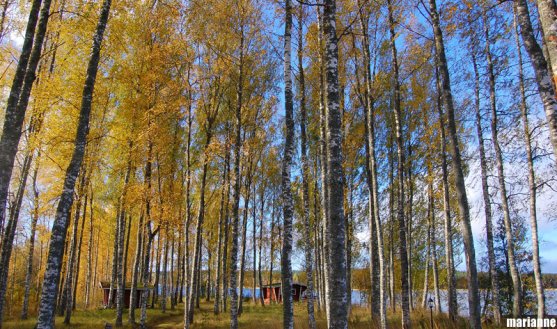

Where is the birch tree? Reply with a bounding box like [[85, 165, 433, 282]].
[[0, 0, 52, 322], [355, 3, 386, 326], [387, 0, 410, 326], [514, 0, 557, 163], [322, 0, 348, 328], [36, 0, 111, 327], [297, 3, 316, 328], [281, 1, 294, 328], [427, 0, 482, 327], [514, 12, 546, 320], [471, 46, 501, 324], [481, 7, 524, 317], [536, 0, 557, 88]]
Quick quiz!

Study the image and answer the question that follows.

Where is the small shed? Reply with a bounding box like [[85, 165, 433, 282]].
[[261, 283, 282, 304], [99, 282, 152, 308], [261, 282, 307, 304]]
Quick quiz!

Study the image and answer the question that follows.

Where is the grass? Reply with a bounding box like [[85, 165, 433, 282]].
[[2, 300, 504, 328], [2, 307, 182, 329]]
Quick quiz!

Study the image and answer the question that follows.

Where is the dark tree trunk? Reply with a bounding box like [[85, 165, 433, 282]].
[[73, 187, 89, 310], [140, 223, 159, 328], [323, 0, 348, 327], [152, 233, 161, 307], [129, 212, 144, 325], [174, 233, 181, 309], [269, 200, 276, 303], [57, 239, 69, 315], [345, 179, 353, 316], [299, 7, 315, 325], [387, 1, 410, 326], [421, 182, 430, 310], [221, 130, 232, 313], [388, 142, 396, 312], [406, 146, 414, 312], [162, 229, 170, 312], [63, 169, 87, 324], [281, 2, 295, 328], [116, 153, 132, 326], [428, 0, 481, 327], [514, 13, 546, 320], [228, 26, 245, 329], [206, 234, 212, 303], [0, 1, 52, 321], [21, 159, 41, 319], [85, 188, 94, 308], [4, 96, 46, 315], [536, 0, 557, 87], [483, 9, 523, 316], [182, 91, 193, 322], [238, 166, 253, 316], [214, 140, 230, 314], [171, 233, 178, 310], [312, 179, 321, 312], [115, 209, 127, 319], [0, 0, 43, 244], [123, 214, 133, 298], [471, 48, 501, 324], [514, 0, 557, 164], [0, 0, 11, 43], [434, 48, 457, 321], [354, 8, 386, 322], [186, 121, 215, 326], [430, 184, 440, 313], [258, 185, 265, 307], [0, 149, 33, 318], [36, 1, 111, 327], [316, 5, 330, 320], [252, 187, 257, 306], [108, 205, 120, 309]]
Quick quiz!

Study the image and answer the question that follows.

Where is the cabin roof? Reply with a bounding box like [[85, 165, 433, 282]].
[[99, 281, 153, 290]]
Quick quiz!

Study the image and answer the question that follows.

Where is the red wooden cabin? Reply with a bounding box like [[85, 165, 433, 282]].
[[99, 281, 152, 308], [261, 282, 307, 304]]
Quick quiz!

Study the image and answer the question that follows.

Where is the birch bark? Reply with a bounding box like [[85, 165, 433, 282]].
[[0, 1, 52, 322], [514, 13, 546, 320], [36, 1, 111, 326], [21, 159, 41, 319], [515, 0, 557, 163], [298, 3, 315, 327], [471, 47, 501, 324], [428, 0, 481, 326], [228, 24, 245, 329], [387, 1, 410, 326], [483, 11, 523, 315], [281, 1, 295, 327], [322, 0, 348, 327]]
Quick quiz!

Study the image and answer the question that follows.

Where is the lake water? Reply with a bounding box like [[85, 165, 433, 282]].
[[350, 289, 557, 316], [190, 287, 556, 316]]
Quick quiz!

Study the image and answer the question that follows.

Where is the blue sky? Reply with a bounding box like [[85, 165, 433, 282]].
[[466, 157, 557, 273]]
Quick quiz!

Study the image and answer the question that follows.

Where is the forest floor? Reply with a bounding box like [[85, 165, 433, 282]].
[[2, 301, 499, 328]]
